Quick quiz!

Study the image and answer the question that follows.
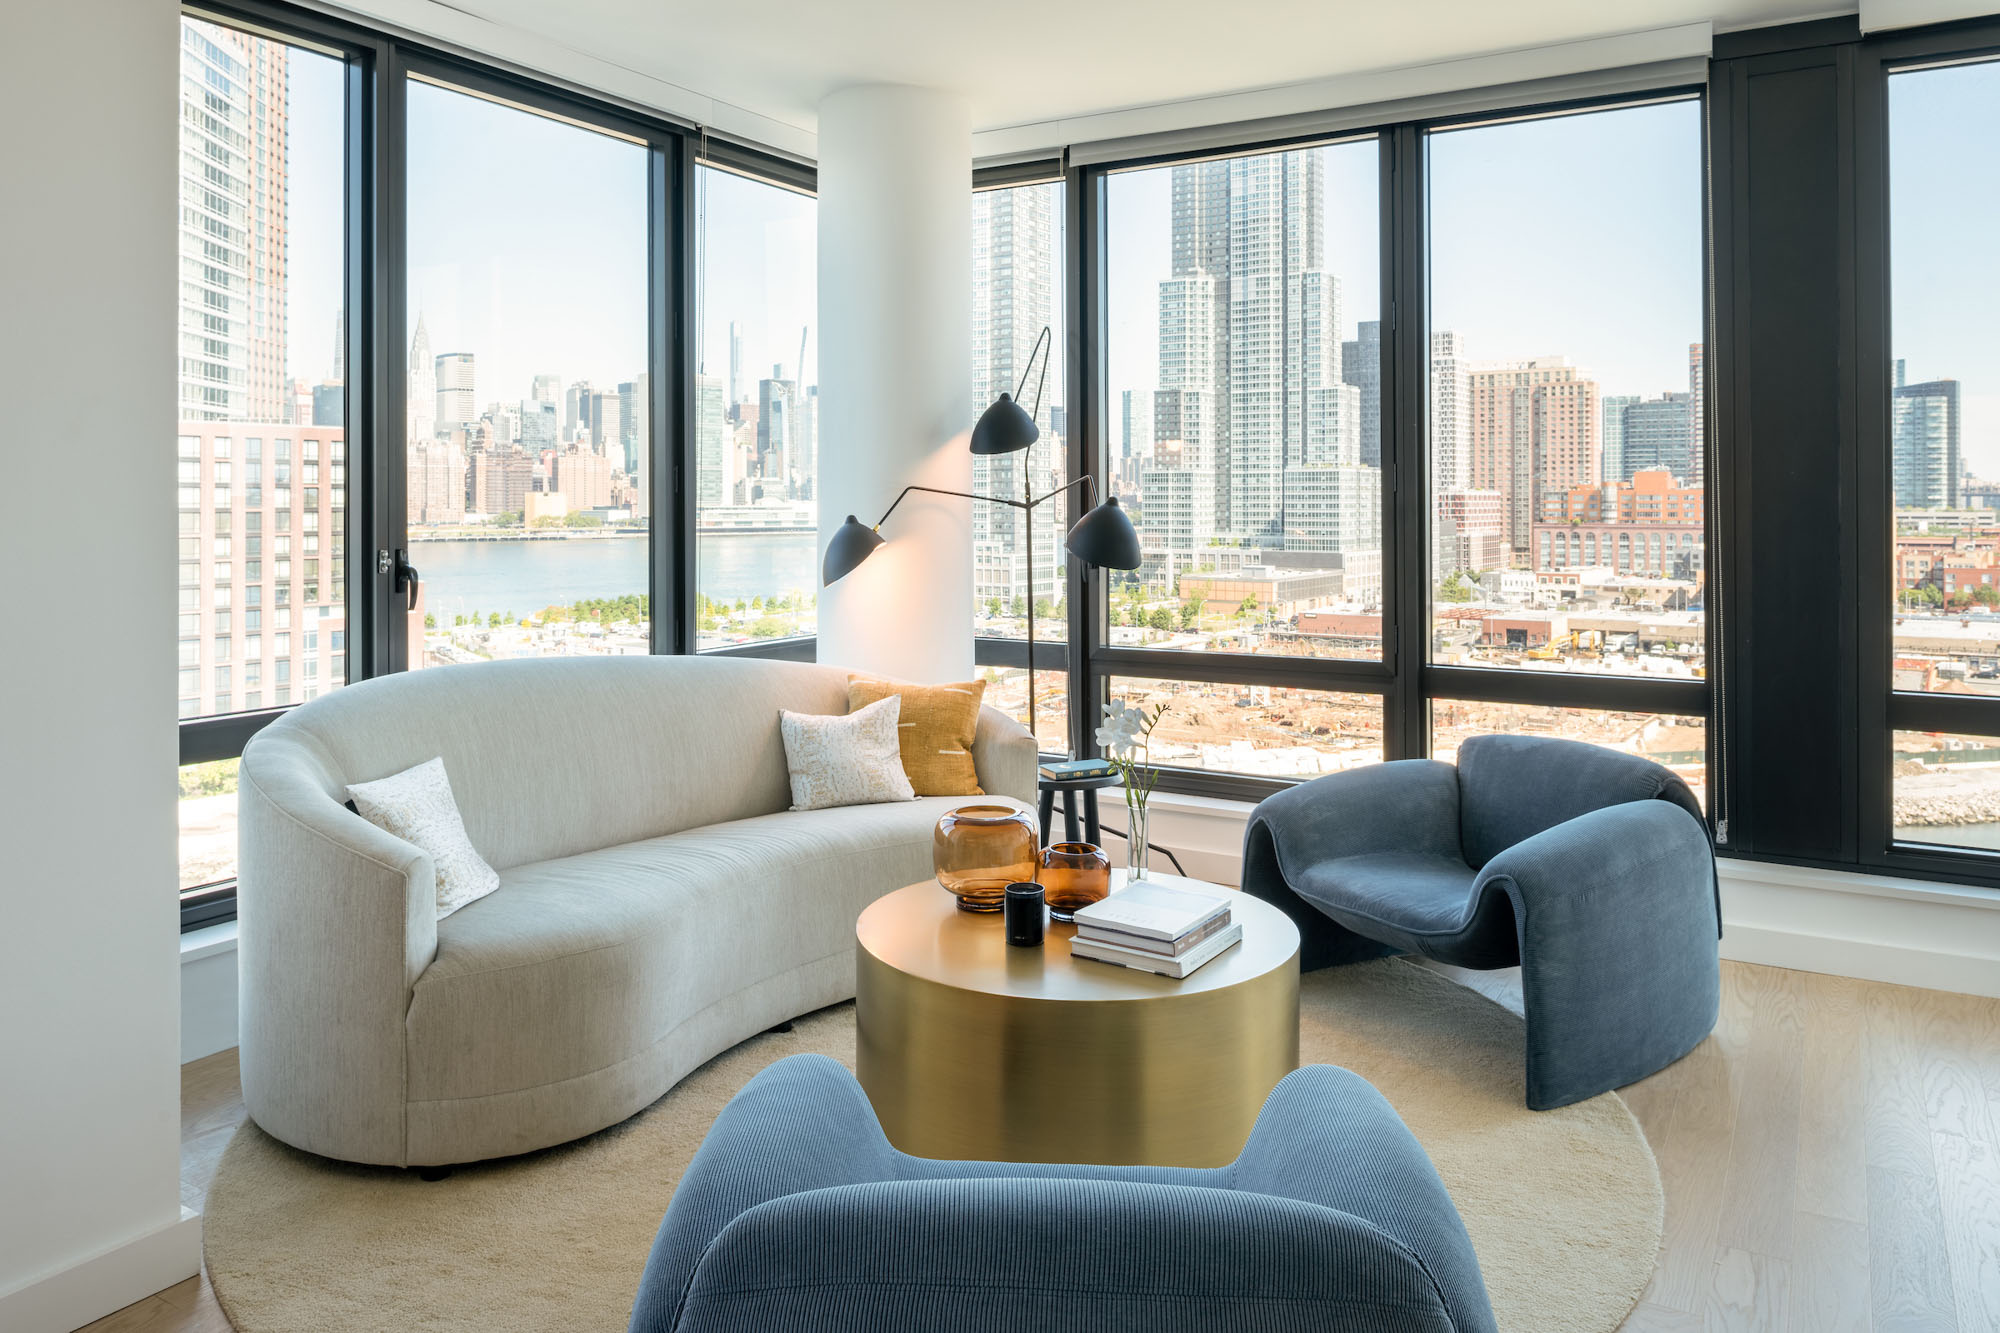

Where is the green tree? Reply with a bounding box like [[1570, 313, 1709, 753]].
[[1010, 595, 1027, 618], [985, 596, 1002, 619], [1437, 571, 1474, 604], [1977, 585, 1999, 608], [1148, 607, 1174, 632], [424, 612, 436, 629], [564, 511, 602, 528], [531, 514, 563, 529], [1238, 596, 1259, 620], [1180, 598, 1202, 629], [487, 611, 503, 629], [1033, 597, 1053, 621]]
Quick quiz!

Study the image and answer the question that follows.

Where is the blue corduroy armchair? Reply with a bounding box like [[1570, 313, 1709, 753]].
[[1242, 734, 1720, 1111], [629, 1054, 1497, 1333]]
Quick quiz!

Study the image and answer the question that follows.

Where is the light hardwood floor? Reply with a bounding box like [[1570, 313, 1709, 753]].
[[82, 960, 2000, 1332]]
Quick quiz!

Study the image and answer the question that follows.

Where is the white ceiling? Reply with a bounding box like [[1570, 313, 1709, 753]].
[[346, 0, 1848, 150]]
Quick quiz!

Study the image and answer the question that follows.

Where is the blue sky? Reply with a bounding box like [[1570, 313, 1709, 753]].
[[283, 53, 1993, 475]]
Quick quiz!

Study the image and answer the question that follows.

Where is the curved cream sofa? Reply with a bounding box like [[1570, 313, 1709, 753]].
[[237, 656, 1036, 1167]]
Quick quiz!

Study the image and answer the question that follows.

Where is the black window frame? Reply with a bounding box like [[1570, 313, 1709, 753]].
[[176, 0, 816, 929], [1857, 15, 2000, 886], [1066, 93, 1714, 805]]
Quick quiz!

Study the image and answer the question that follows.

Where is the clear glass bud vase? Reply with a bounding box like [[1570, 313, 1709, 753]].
[[1126, 801, 1151, 881]]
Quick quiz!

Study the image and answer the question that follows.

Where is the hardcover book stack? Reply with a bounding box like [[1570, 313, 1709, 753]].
[[1069, 882, 1241, 979]]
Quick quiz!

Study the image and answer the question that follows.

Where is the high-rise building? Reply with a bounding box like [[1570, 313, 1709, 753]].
[[695, 374, 726, 508], [1621, 392, 1695, 482], [1894, 379, 1963, 509], [564, 380, 592, 442], [758, 370, 797, 490], [434, 352, 476, 435], [469, 447, 532, 516], [590, 389, 620, 454], [618, 378, 645, 475], [1601, 394, 1640, 484], [178, 20, 290, 422], [312, 382, 343, 427], [407, 315, 435, 443], [1687, 343, 1706, 487], [1121, 389, 1154, 464], [554, 444, 614, 510], [727, 321, 744, 415], [408, 438, 466, 525], [1148, 151, 1360, 548], [1430, 330, 1471, 494], [1467, 358, 1600, 555], [970, 184, 1063, 610], [1344, 321, 1382, 468], [531, 373, 561, 406], [175, 424, 347, 717]]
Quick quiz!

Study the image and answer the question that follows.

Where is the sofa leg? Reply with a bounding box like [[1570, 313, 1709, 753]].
[[415, 1166, 452, 1182], [765, 1020, 796, 1035]]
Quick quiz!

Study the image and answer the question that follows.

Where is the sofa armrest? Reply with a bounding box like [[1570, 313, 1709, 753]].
[[972, 704, 1037, 805], [630, 1055, 900, 1333], [237, 728, 439, 1165], [1227, 1066, 1496, 1333], [1473, 801, 1720, 1108]]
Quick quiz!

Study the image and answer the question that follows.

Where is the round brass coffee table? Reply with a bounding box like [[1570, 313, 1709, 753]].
[[855, 871, 1300, 1168]]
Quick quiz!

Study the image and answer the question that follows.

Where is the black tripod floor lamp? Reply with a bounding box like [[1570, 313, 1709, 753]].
[[821, 326, 1140, 739]]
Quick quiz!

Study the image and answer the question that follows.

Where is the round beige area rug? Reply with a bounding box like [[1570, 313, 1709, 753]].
[[204, 959, 1662, 1332]]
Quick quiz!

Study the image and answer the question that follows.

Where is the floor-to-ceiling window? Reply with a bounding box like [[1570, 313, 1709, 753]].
[[971, 177, 1068, 748], [691, 160, 818, 650], [1091, 137, 1389, 784], [403, 78, 651, 665], [1423, 97, 1708, 798], [1883, 52, 2000, 853], [176, 13, 347, 907]]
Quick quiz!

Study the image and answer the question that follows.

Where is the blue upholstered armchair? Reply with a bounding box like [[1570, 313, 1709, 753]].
[[630, 1054, 1497, 1333], [1242, 734, 1720, 1111]]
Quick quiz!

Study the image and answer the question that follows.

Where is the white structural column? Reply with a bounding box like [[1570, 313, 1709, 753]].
[[817, 85, 974, 682]]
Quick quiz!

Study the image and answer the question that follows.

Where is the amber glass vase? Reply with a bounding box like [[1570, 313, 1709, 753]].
[[1039, 841, 1112, 922], [934, 805, 1040, 913]]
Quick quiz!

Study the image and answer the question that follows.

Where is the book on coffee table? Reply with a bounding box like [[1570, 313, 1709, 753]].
[[1072, 911, 1235, 957], [1070, 921, 1244, 979], [1071, 881, 1231, 943]]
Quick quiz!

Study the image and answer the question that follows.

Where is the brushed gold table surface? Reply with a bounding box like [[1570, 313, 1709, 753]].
[[855, 871, 1301, 1167]]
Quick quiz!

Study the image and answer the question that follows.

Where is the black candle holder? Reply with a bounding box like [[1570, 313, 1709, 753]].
[[1004, 881, 1046, 947]]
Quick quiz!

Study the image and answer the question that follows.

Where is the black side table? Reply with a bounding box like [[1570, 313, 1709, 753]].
[[1037, 772, 1124, 846]]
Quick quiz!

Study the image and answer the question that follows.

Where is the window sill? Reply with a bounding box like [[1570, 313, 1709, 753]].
[[181, 918, 239, 963]]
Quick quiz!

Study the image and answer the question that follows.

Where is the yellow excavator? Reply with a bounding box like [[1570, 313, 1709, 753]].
[[1526, 628, 1605, 661]]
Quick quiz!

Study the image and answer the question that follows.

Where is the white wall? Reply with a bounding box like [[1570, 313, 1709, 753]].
[[0, 2, 198, 1328], [815, 84, 975, 684]]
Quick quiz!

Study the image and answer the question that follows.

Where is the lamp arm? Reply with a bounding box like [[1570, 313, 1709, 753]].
[[871, 484, 1026, 530], [1014, 325, 1053, 421], [1023, 474, 1099, 512]]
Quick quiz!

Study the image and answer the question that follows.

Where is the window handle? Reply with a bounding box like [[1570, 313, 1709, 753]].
[[394, 549, 420, 612]]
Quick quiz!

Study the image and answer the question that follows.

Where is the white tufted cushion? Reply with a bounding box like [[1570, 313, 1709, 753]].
[[347, 756, 500, 919], [778, 696, 916, 812]]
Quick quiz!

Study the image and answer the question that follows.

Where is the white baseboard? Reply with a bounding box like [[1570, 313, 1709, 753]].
[[1132, 792, 2000, 998], [0, 1209, 201, 1333]]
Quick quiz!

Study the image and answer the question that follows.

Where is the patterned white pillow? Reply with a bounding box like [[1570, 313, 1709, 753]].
[[347, 757, 501, 919], [780, 696, 917, 811]]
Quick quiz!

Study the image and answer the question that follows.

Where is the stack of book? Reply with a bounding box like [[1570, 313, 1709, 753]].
[[1069, 882, 1241, 979]]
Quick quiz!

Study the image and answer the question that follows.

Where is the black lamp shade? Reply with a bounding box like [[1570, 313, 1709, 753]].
[[822, 515, 886, 585], [1065, 495, 1142, 571], [970, 392, 1040, 456]]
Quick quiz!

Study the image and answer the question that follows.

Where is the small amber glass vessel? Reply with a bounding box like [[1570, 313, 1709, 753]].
[[1039, 841, 1112, 922], [934, 805, 1040, 913]]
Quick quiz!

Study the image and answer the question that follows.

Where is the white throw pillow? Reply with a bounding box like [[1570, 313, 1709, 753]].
[[347, 757, 501, 919], [780, 696, 917, 811]]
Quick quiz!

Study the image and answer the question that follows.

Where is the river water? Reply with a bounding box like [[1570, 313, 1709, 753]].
[[413, 532, 817, 619]]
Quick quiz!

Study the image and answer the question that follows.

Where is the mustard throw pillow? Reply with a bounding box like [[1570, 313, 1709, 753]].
[[847, 676, 987, 797]]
